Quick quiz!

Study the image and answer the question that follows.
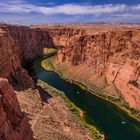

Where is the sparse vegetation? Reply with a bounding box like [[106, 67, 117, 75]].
[[37, 80, 104, 140]]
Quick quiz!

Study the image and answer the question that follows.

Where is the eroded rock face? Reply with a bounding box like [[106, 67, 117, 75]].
[[0, 24, 53, 89], [0, 78, 33, 140], [44, 25, 140, 111]]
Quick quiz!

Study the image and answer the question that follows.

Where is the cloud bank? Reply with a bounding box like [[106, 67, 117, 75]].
[[0, 0, 139, 15], [0, 0, 140, 24]]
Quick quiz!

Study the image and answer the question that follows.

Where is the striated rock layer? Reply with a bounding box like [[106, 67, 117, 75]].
[[42, 25, 140, 112], [0, 24, 53, 140]]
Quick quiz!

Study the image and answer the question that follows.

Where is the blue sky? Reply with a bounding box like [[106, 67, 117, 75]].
[[0, 0, 140, 25]]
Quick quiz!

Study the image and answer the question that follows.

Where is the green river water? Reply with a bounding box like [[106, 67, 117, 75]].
[[32, 57, 140, 140]]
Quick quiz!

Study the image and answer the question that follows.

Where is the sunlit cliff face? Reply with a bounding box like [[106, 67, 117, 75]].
[[42, 25, 140, 111]]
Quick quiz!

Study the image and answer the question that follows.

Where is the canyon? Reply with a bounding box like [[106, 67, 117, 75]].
[[0, 23, 140, 140], [0, 24, 93, 140], [38, 24, 140, 112]]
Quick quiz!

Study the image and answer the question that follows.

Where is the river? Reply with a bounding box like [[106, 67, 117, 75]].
[[32, 57, 140, 140]]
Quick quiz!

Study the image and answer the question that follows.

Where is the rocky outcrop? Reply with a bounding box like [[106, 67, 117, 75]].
[[0, 78, 33, 140], [0, 24, 53, 89], [35, 26, 86, 47], [43, 25, 140, 112]]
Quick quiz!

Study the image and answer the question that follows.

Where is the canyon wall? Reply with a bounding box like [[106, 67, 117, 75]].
[[0, 24, 53, 89], [0, 78, 33, 140], [0, 24, 53, 140], [43, 25, 140, 112]]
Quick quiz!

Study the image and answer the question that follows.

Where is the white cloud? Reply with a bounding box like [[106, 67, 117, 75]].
[[131, 4, 140, 10], [0, 0, 140, 24], [37, 4, 127, 15], [0, 0, 36, 13], [0, 0, 139, 16]]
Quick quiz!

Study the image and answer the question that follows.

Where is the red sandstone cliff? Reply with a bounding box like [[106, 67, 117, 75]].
[[0, 24, 53, 90], [42, 25, 140, 112], [0, 24, 54, 139], [0, 78, 33, 140]]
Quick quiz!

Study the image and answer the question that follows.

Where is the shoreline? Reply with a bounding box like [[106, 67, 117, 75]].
[[37, 80, 104, 140], [41, 56, 140, 124]]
